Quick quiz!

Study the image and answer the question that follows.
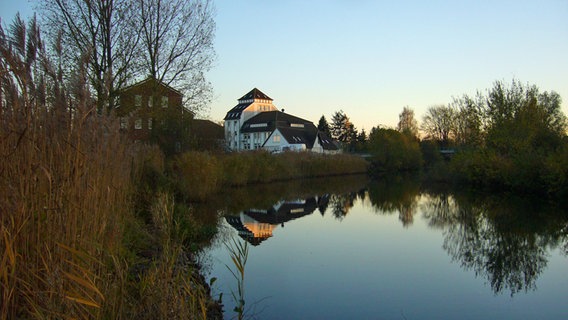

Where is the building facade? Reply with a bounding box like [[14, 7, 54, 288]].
[[224, 88, 338, 153], [117, 77, 191, 154]]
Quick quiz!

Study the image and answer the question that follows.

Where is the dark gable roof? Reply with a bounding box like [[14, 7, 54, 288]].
[[239, 88, 273, 101], [278, 126, 318, 149], [241, 111, 318, 148], [121, 77, 182, 96], [317, 132, 339, 150], [224, 102, 252, 120], [191, 119, 224, 139], [241, 111, 312, 131]]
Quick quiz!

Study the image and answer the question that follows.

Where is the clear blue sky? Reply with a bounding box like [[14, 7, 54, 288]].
[[2, 0, 567, 131]]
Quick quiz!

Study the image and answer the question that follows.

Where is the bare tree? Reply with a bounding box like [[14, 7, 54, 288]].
[[135, 0, 215, 115], [397, 106, 418, 138], [421, 104, 456, 146], [37, 0, 142, 114], [450, 94, 484, 147]]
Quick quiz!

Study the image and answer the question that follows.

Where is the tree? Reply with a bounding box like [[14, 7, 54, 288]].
[[368, 127, 422, 173], [354, 128, 368, 152], [483, 79, 567, 155], [136, 0, 215, 116], [397, 106, 419, 138], [421, 104, 456, 147], [330, 110, 355, 145], [450, 94, 484, 147], [38, 0, 141, 114], [38, 0, 216, 115], [317, 115, 331, 136]]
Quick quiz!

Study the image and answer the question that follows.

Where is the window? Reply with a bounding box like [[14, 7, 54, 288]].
[[161, 96, 168, 108], [273, 134, 280, 142], [135, 95, 142, 107], [148, 97, 153, 108], [135, 119, 142, 130], [120, 118, 127, 129], [148, 118, 152, 129]]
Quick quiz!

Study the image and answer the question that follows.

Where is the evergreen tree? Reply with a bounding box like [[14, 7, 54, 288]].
[[317, 115, 331, 136]]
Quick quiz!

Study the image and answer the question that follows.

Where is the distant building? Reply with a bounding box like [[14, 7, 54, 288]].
[[190, 119, 224, 151], [116, 77, 192, 154], [224, 88, 339, 153]]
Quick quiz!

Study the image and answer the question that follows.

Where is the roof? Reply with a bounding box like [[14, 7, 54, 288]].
[[224, 88, 274, 120], [241, 111, 319, 148], [317, 132, 339, 150], [121, 77, 182, 96], [278, 126, 318, 149], [238, 88, 273, 101], [241, 111, 314, 131], [224, 102, 252, 120], [191, 119, 224, 139]]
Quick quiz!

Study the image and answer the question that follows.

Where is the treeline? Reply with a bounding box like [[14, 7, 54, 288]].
[[355, 80, 567, 198], [319, 80, 567, 198], [444, 80, 567, 197]]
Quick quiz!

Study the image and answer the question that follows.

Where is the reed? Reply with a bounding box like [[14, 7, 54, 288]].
[[224, 238, 249, 320], [172, 150, 369, 201], [1, 16, 214, 319], [133, 193, 209, 319]]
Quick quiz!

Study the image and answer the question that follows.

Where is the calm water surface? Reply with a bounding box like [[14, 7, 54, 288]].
[[199, 176, 568, 320]]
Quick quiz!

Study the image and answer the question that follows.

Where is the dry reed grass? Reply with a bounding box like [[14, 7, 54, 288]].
[[1, 16, 214, 319]]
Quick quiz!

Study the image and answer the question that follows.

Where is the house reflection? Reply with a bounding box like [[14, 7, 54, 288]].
[[225, 197, 322, 245]]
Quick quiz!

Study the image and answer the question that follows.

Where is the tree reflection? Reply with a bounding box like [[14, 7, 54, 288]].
[[329, 192, 359, 221], [367, 175, 420, 227], [421, 191, 566, 296]]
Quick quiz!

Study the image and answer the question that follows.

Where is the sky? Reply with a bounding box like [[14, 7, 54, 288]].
[[2, 0, 567, 131]]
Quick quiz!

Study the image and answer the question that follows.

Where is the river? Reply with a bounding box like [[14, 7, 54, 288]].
[[198, 175, 568, 319]]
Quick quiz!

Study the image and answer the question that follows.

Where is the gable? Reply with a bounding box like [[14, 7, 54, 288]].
[[239, 88, 273, 101]]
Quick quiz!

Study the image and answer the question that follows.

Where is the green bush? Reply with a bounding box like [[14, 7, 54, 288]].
[[368, 128, 422, 175]]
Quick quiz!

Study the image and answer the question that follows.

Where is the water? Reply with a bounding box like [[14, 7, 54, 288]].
[[199, 175, 568, 319]]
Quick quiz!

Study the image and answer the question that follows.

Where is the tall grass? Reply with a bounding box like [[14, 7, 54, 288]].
[[170, 150, 369, 201], [1, 16, 215, 319], [134, 193, 209, 320], [224, 238, 249, 320]]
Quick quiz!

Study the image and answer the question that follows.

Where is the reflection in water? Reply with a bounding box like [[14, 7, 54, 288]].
[[420, 190, 566, 296], [217, 175, 568, 298], [328, 192, 361, 221], [226, 197, 319, 245], [367, 175, 420, 227]]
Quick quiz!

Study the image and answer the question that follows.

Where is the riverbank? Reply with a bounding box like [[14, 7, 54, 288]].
[[169, 150, 369, 201], [1, 116, 369, 319]]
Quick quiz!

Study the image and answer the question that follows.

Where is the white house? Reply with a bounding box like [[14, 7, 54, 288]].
[[224, 88, 339, 153]]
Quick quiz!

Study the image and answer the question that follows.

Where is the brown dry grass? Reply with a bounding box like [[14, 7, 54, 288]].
[[1, 16, 212, 319]]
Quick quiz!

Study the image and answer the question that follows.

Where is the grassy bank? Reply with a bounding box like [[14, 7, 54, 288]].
[[169, 150, 370, 201]]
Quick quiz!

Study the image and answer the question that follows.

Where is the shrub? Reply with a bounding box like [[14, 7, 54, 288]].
[[171, 151, 220, 201]]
